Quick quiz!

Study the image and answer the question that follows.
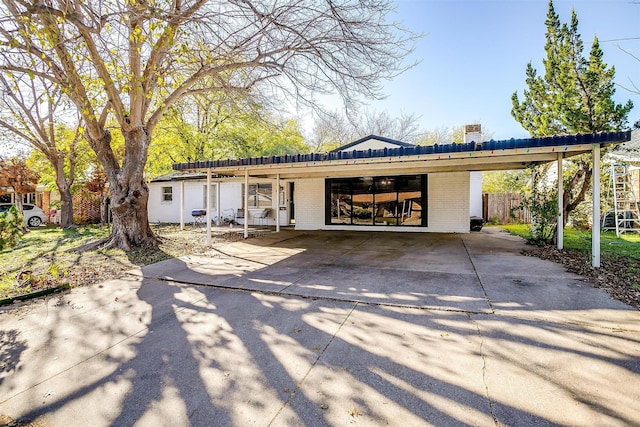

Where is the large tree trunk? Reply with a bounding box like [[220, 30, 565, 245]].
[[52, 157, 74, 228], [92, 127, 157, 250], [109, 178, 156, 250], [58, 186, 74, 228], [562, 158, 592, 228]]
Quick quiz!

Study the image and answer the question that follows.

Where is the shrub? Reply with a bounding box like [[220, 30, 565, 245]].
[[0, 205, 24, 250]]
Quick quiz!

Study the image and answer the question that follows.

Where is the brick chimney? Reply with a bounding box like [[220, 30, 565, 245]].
[[464, 124, 482, 144]]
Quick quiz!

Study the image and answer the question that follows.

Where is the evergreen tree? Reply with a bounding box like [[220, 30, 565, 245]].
[[511, 0, 633, 231]]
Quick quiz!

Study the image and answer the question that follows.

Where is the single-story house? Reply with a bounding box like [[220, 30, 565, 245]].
[[149, 127, 485, 230], [159, 129, 631, 267]]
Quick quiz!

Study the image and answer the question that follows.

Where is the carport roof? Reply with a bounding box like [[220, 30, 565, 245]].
[[172, 131, 631, 179]]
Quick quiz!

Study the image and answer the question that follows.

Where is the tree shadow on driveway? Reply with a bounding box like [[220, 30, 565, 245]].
[[2, 232, 639, 425]]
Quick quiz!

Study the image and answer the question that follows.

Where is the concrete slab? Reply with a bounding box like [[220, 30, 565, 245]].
[[474, 315, 640, 426], [282, 305, 496, 426], [284, 266, 492, 312], [1, 279, 355, 426], [2, 229, 639, 426]]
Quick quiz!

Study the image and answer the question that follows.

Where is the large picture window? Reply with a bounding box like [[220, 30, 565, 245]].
[[326, 175, 427, 226]]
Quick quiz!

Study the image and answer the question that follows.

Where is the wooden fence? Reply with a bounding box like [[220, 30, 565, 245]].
[[483, 193, 531, 224]]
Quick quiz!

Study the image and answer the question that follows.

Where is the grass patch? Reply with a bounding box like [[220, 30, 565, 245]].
[[0, 223, 243, 300], [499, 224, 640, 259]]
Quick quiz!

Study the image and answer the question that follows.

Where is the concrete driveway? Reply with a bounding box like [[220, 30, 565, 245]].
[[1, 229, 639, 426]]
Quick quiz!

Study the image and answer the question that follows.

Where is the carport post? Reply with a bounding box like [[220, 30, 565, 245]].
[[216, 181, 221, 225], [276, 174, 280, 232], [557, 153, 563, 250], [244, 168, 249, 239], [592, 144, 601, 267], [206, 168, 212, 246], [179, 180, 185, 231]]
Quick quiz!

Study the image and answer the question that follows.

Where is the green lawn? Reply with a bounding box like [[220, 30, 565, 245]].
[[499, 224, 640, 260], [0, 224, 215, 300]]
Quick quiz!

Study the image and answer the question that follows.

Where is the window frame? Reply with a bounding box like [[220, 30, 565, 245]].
[[161, 186, 173, 202], [325, 175, 428, 227]]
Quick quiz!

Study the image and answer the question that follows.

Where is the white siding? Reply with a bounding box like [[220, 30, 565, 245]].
[[148, 179, 287, 226], [294, 172, 470, 233], [148, 181, 211, 223], [469, 171, 483, 218]]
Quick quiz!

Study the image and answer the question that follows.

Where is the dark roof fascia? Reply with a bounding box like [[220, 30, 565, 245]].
[[173, 131, 632, 171], [328, 135, 415, 153]]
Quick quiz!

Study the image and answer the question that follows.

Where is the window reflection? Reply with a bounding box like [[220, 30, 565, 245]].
[[327, 175, 425, 226]]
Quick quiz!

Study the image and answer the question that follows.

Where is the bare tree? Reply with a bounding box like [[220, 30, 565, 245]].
[[309, 109, 424, 152], [351, 110, 422, 142], [0, 0, 416, 249], [0, 73, 80, 228]]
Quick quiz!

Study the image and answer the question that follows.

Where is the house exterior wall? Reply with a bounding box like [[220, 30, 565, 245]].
[[469, 171, 483, 217], [148, 179, 288, 225], [293, 178, 326, 230], [148, 181, 203, 223], [428, 172, 470, 233], [293, 172, 470, 233]]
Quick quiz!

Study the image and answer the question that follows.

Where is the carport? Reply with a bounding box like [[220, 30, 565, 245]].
[[173, 131, 631, 267]]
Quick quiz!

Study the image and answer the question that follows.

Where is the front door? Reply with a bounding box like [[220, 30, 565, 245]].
[[289, 182, 295, 224]]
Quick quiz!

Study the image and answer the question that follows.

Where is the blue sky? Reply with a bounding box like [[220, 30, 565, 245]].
[[365, 0, 640, 140]]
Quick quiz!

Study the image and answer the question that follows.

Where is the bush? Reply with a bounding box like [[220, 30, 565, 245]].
[[0, 205, 24, 250]]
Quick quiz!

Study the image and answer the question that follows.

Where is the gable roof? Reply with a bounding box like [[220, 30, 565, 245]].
[[329, 135, 415, 153]]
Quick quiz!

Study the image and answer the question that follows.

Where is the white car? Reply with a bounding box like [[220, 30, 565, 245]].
[[0, 203, 47, 227]]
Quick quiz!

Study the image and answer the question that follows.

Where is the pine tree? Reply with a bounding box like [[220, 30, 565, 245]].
[[511, 0, 633, 231]]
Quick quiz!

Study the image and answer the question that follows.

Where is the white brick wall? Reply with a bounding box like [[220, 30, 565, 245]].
[[428, 172, 470, 233], [294, 172, 470, 233], [294, 178, 325, 230], [469, 171, 483, 218]]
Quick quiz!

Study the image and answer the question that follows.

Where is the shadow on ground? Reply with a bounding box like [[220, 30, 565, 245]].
[[1, 230, 639, 426]]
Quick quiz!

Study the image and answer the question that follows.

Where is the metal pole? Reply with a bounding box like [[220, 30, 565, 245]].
[[557, 153, 563, 250], [216, 181, 221, 226], [276, 174, 280, 232], [206, 168, 212, 246], [179, 180, 185, 231], [592, 145, 601, 267], [244, 168, 249, 239]]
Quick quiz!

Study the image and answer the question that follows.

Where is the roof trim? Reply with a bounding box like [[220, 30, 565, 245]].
[[173, 131, 631, 172], [329, 135, 415, 153]]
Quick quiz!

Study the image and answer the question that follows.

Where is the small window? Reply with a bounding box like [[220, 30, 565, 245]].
[[162, 186, 173, 202], [243, 183, 272, 208]]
